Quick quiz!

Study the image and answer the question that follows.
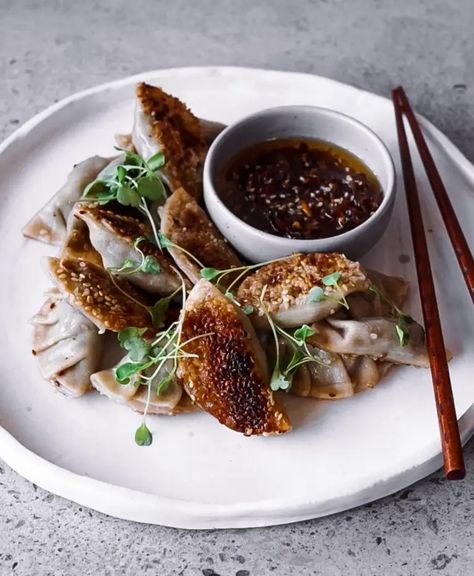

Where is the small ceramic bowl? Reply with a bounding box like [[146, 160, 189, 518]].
[[203, 106, 396, 263]]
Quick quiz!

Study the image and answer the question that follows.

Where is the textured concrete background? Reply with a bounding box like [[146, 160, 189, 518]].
[[1, 0, 473, 574]]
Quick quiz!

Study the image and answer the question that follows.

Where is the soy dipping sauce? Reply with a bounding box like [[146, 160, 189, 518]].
[[218, 138, 384, 240]]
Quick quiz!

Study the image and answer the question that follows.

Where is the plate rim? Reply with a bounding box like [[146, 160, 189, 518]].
[[1, 66, 473, 529]]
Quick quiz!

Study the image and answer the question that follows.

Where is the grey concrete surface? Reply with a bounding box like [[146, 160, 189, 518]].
[[0, 0, 473, 574]]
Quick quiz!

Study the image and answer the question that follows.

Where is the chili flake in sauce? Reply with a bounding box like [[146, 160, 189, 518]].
[[218, 138, 384, 239]]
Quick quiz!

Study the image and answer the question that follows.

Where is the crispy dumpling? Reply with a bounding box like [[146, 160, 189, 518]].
[[90, 355, 194, 415], [74, 203, 181, 295], [160, 187, 241, 284], [46, 256, 152, 332], [31, 289, 104, 397], [237, 253, 369, 328], [309, 317, 430, 367], [132, 83, 208, 198], [178, 279, 291, 435], [23, 156, 110, 246]]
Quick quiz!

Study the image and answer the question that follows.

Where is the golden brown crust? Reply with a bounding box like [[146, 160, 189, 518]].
[[237, 252, 369, 314], [178, 280, 291, 435], [47, 257, 152, 332], [136, 83, 206, 198], [160, 188, 241, 284], [74, 203, 178, 276]]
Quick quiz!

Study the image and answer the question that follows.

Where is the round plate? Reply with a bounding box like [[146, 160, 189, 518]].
[[0, 67, 472, 529]]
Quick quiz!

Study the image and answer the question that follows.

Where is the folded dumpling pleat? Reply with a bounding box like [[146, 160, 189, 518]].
[[160, 187, 241, 284], [341, 355, 391, 393], [132, 83, 208, 198], [31, 289, 104, 397], [23, 156, 110, 246], [237, 253, 369, 328], [178, 279, 291, 435], [91, 354, 194, 415], [74, 203, 181, 295], [289, 346, 354, 400], [309, 317, 430, 367]]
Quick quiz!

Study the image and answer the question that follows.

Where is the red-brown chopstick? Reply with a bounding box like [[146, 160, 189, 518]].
[[392, 87, 465, 480], [395, 87, 474, 304]]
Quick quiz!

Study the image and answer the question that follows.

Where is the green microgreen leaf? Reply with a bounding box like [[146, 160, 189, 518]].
[[149, 294, 174, 328], [242, 305, 254, 315], [115, 361, 151, 384], [155, 370, 175, 395], [116, 165, 126, 184], [141, 255, 161, 275], [118, 327, 150, 362], [369, 283, 414, 347], [322, 271, 342, 287], [82, 179, 110, 198], [147, 151, 166, 171], [158, 233, 173, 249], [135, 423, 152, 446], [200, 267, 221, 280], [117, 184, 141, 207], [308, 286, 325, 302], [137, 173, 167, 202], [293, 324, 316, 344]]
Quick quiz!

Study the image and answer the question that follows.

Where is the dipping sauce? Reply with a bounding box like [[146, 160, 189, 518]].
[[218, 138, 384, 240]]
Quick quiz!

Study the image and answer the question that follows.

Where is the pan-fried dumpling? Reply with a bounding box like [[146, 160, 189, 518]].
[[132, 83, 217, 198], [74, 203, 181, 295], [237, 253, 369, 328], [309, 317, 430, 367], [178, 279, 291, 435], [23, 156, 110, 246], [90, 355, 193, 415], [31, 289, 104, 397], [46, 256, 152, 332], [160, 188, 241, 284]]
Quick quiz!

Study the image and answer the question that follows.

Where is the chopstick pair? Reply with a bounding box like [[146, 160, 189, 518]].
[[392, 87, 473, 480]]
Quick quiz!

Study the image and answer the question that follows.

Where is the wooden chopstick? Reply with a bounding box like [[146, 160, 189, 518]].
[[392, 87, 465, 480], [395, 87, 474, 304]]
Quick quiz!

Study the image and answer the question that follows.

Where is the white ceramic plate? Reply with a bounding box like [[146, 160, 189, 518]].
[[0, 67, 473, 529]]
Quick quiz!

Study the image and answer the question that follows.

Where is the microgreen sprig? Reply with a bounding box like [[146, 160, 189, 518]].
[[368, 283, 414, 347], [82, 148, 167, 250], [108, 237, 161, 276], [259, 286, 328, 392], [307, 271, 350, 310]]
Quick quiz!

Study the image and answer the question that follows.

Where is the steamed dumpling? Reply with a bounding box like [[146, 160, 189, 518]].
[[90, 354, 193, 415], [23, 156, 110, 246], [160, 187, 241, 284], [31, 289, 104, 397], [178, 279, 291, 435], [237, 253, 369, 328], [341, 355, 391, 393], [342, 270, 409, 319], [309, 317, 430, 367], [288, 345, 354, 400], [132, 83, 209, 198], [74, 203, 181, 295]]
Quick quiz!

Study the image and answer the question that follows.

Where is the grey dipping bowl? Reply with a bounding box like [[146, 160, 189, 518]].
[[203, 106, 396, 263]]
